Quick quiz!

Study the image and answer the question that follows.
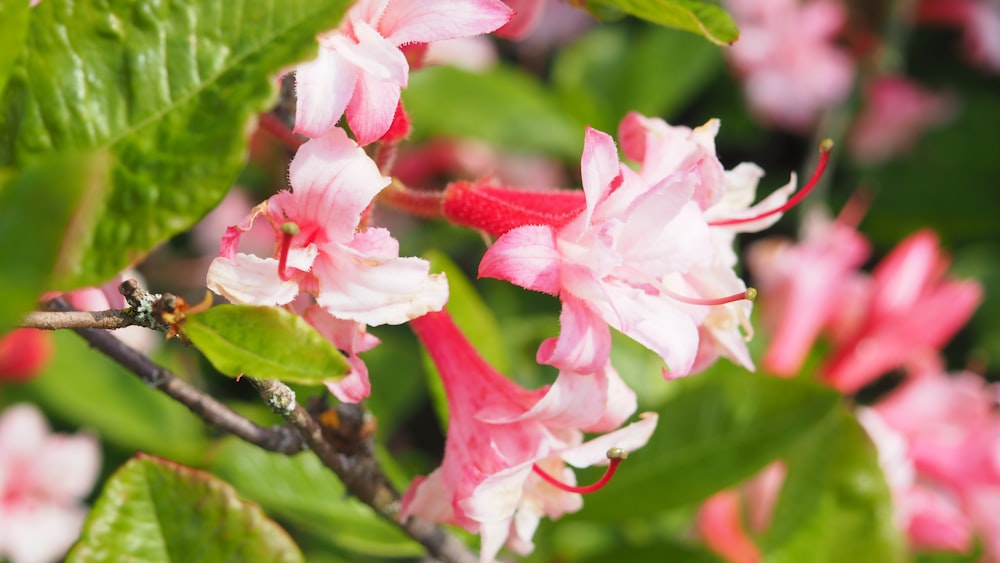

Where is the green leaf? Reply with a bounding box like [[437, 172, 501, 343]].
[[185, 305, 350, 385], [585, 0, 739, 45], [553, 23, 723, 134], [69, 454, 303, 563], [763, 411, 905, 563], [0, 151, 110, 335], [0, 0, 29, 96], [420, 250, 509, 429], [574, 365, 840, 520], [210, 437, 422, 557], [0, 0, 351, 288], [404, 65, 586, 161]]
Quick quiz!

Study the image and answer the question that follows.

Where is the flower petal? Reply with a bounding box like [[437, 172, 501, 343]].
[[206, 253, 304, 306], [313, 229, 448, 325], [294, 47, 360, 138], [379, 0, 513, 46], [560, 412, 658, 468], [479, 225, 561, 295], [283, 127, 391, 242], [536, 295, 612, 374]]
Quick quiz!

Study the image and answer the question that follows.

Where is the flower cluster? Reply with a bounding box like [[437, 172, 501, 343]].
[[699, 204, 988, 560], [445, 113, 811, 379]]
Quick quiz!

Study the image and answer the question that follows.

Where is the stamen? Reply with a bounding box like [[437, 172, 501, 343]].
[[277, 222, 299, 282], [532, 447, 628, 494], [709, 139, 834, 227], [665, 287, 757, 307]]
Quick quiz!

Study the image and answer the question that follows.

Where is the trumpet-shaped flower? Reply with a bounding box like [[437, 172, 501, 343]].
[[207, 127, 447, 327], [0, 404, 101, 563], [295, 0, 512, 145], [402, 310, 657, 562]]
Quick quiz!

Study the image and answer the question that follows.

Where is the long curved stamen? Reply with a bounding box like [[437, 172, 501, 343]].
[[665, 287, 757, 307], [277, 222, 300, 282], [533, 448, 628, 494], [710, 139, 834, 227]]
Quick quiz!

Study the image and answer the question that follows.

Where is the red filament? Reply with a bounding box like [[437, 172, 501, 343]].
[[532, 447, 627, 494], [710, 139, 834, 227]]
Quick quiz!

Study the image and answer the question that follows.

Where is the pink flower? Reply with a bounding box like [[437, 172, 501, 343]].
[[920, 0, 1000, 74], [747, 207, 871, 376], [849, 76, 954, 164], [697, 463, 786, 563], [469, 125, 749, 376], [617, 112, 807, 371], [0, 404, 101, 563], [867, 371, 1000, 557], [294, 0, 513, 145], [822, 230, 982, 392], [725, 0, 855, 131], [401, 310, 657, 562], [302, 306, 381, 403], [207, 127, 448, 327]]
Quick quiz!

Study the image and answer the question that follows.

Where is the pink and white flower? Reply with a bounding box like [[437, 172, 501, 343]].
[[207, 127, 447, 326], [295, 0, 513, 145], [207, 127, 448, 401], [0, 404, 101, 563], [402, 310, 657, 562], [472, 126, 744, 377]]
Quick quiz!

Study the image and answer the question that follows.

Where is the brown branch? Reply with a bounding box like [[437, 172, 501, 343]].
[[248, 378, 477, 563], [21, 309, 136, 330], [44, 297, 305, 455]]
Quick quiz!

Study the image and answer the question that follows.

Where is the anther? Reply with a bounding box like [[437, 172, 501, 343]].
[[532, 447, 628, 494], [277, 222, 300, 281], [709, 139, 834, 227], [664, 287, 757, 307]]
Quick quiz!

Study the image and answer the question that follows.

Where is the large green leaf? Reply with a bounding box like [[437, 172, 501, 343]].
[[69, 454, 303, 563], [0, 0, 29, 96], [553, 22, 723, 134], [404, 65, 585, 161], [584, 0, 739, 45], [185, 304, 350, 385], [0, 152, 109, 335], [574, 365, 840, 520], [210, 437, 422, 557], [763, 411, 905, 563], [0, 0, 351, 288]]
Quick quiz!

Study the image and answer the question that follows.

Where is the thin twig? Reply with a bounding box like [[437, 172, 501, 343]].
[[249, 378, 477, 563], [44, 297, 306, 455], [21, 309, 136, 330]]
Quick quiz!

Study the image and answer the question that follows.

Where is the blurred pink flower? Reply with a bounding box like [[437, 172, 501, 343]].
[[920, 0, 1000, 73], [402, 310, 656, 562], [849, 76, 954, 164], [207, 127, 448, 327], [725, 0, 854, 132], [697, 463, 786, 563], [294, 0, 512, 145], [0, 330, 52, 383], [868, 370, 1000, 557], [822, 230, 982, 392], [747, 208, 871, 376], [0, 404, 100, 563]]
